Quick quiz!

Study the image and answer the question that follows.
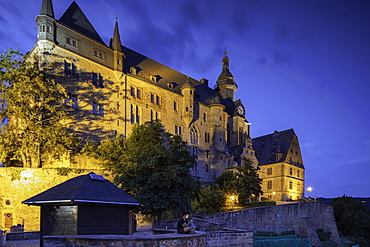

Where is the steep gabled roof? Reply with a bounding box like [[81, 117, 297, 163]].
[[22, 173, 140, 206], [253, 129, 303, 168], [40, 0, 54, 18], [59, 1, 105, 44]]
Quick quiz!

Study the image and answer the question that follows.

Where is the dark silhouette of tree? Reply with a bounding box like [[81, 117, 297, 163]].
[[332, 196, 370, 246]]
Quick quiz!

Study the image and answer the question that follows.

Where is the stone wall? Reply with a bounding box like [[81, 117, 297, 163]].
[[0, 167, 108, 231], [203, 202, 341, 246], [206, 231, 253, 247], [44, 233, 207, 247]]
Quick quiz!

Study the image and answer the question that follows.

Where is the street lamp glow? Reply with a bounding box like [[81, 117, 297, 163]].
[[307, 187, 313, 192]]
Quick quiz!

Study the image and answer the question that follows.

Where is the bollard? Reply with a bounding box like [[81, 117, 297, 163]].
[[0, 229, 6, 247]]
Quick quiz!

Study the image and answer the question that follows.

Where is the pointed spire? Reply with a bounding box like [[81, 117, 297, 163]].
[[217, 48, 234, 83], [111, 18, 122, 52], [40, 0, 55, 18], [181, 75, 193, 89]]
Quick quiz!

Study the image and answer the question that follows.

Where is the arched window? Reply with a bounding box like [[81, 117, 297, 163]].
[[190, 126, 198, 145]]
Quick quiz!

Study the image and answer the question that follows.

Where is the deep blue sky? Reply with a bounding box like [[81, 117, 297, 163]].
[[1, 0, 370, 198]]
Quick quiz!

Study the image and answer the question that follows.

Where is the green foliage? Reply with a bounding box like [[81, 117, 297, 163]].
[[0, 49, 79, 167], [331, 196, 370, 245], [216, 158, 263, 206], [192, 185, 225, 215], [9, 168, 21, 181], [56, 167, 72, 176], [94, 120, 198, 222], [316, 228, 331, 242]]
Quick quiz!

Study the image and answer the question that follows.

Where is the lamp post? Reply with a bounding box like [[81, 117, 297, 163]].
[[307, 186, 313, 199]]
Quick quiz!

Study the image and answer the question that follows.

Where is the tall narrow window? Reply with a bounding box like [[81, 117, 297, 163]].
[[174, 101, 178, 111], [150, 94, 155, 103], [98, 104, 104, 116], [64, 61, 71, 75], [130, 104, 140, 124], [268, 180, 272, 190], [92, 102, 97, 114], [71, 95, 78, 109], [203, 112, 207, 121], [267, 168, 272, 175], [190, 126, 198, 145], [289, 181, 293, 190]]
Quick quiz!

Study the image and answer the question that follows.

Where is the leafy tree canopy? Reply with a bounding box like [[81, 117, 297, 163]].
[[216, 158, 263, 206], [0, 49, 79, 167], [331, 196, 370, 245], [93, 120, 198, 223]]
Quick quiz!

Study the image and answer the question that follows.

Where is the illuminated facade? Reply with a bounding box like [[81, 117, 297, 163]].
[[29, 0, 258, 183], [253, 130, 305, 201], [0, 0, 308, 231]]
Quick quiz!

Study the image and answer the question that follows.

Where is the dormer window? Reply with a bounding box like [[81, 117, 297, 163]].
[[130, 67, 137, 74], [168, 82, 175, 89], [150, 75, 157, 83]]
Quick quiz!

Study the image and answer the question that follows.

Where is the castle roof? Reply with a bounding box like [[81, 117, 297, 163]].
[[121, 46, 222, 106], [22, 173, 140, 206], [58, 1, 105, 44], [253, 129, 304, 168]]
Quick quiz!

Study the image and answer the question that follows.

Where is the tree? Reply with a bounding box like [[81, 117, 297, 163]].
[[0, 49, 79, 167], [216, 158, 263, 206], [332, 196, 370, 245], [95, 120, 198, 227], [192, 185, 225, 215]]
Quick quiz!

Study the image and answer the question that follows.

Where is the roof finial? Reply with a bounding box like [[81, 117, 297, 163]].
[[224, 45, 228, 56], [116, 17, 118, 20]]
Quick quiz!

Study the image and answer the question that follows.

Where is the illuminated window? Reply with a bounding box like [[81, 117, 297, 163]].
[[297, 183, 301, 191], [190, 126, 198, 145]]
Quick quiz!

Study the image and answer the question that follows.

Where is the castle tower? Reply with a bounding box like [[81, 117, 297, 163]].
[[215, 51, 238, 101], [110, 20, 125, 72], [180, 77, 195, 127], [36, 0, 56, 51]]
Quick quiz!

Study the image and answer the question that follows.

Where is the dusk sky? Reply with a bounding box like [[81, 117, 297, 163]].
[[1, 0, 369, 198]]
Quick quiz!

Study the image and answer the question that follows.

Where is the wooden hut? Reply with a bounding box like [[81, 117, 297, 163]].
[[23, 173, 140, 240]]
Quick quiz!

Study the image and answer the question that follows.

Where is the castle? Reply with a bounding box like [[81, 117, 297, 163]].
[[0, 0, 305, 231]]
